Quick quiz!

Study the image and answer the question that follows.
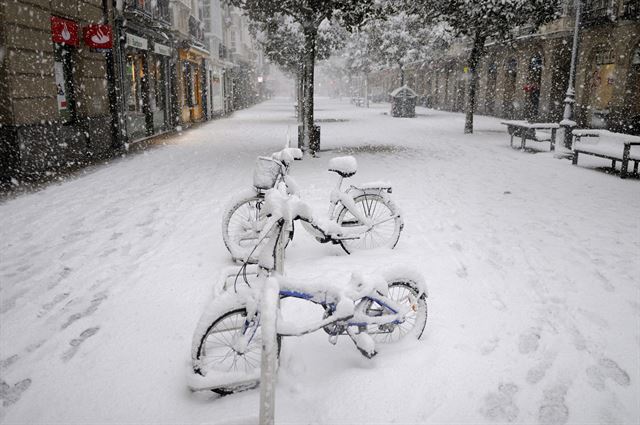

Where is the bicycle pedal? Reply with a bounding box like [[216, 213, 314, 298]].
[[347, 328, 377, 358], [328, 334, 338, 345]]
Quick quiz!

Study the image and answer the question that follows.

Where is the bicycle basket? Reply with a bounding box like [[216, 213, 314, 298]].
[[253, 157, 281, 190]]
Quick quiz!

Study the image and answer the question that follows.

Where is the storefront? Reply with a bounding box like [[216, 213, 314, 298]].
[[208, 63, 225, 117], [123, 33, 148, 140], [149, 42, 172, 133], [178, 47, 208, 124], [122, 33, 173, 141]]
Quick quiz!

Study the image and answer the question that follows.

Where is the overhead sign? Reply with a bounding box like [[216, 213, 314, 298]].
[[126, 33, 148, 50], [154, 43, 171, 57], [84, 24, 112, 49], [51, 16, 79, 46]]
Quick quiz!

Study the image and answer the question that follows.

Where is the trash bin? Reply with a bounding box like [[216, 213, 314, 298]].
[[390, 85, 417, 118]]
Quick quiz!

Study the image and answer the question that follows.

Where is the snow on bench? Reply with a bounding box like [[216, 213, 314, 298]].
[[500, 120, 559, 152], [572, 129, 640, 179]]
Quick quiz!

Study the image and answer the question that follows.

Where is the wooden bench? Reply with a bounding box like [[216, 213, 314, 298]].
[[501, 120, 559, 152], [571, 130, 640, 179]]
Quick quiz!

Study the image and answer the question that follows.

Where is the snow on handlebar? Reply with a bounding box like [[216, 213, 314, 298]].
[[271, 147, 302, 165]]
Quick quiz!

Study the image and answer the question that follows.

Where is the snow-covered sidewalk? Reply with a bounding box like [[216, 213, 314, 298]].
[[1, 98, 638, 424]]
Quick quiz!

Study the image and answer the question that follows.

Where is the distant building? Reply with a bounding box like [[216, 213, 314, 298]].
[[202, 0, 226, 118], [370, 0, 640, 133]]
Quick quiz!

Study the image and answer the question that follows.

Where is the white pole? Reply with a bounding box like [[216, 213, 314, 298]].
[[259, 223, 285, 425], [560, 0, 582, 150]]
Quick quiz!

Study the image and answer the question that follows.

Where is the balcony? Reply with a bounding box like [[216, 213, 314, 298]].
[[125, 0, 170, 23], [582, 0, 615, 24], [189, 15, 205, 42]]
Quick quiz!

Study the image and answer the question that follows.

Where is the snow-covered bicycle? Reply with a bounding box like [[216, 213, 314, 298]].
[[222, 148, 404, 263], [190, 187, 427, 396]]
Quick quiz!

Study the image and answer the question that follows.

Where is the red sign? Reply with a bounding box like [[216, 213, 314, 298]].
[[84, 24, 113, 49], [51, 16, 79, 46]]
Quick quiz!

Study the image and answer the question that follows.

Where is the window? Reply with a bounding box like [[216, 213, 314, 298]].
[[54, 44, 76, 123], [203, 0, 211, 32], [595, 49, 614, 65], [623, 0, 640, 18], [584, 0, 611, 19], [125, 53, 145, 113], [632, 46, 640, 65]]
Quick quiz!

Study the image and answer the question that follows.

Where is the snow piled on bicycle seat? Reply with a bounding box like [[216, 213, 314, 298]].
[[1, 98, 639, 425], [328, 155, 358, 175]]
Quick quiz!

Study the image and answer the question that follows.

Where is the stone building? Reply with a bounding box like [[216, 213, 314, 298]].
[[202, 0, 227, 118], [0, 0, 268, 184], [369, 0, 640, 134], [0, 0, 113, 182], [170, 0, 209, 126], [114, 0, 174, 143]]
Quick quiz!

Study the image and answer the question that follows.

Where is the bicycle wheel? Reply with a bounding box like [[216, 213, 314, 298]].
[[193, 308, 282, 395], [335, 193, 403, 254], [222, 190, 293, 263], [361, 280, 427, 343]]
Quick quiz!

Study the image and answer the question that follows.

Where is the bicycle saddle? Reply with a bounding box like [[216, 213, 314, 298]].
[[328, 156, 357, 178]]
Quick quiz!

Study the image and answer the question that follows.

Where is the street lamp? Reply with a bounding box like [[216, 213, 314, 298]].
[[560, 0, 582, 151]]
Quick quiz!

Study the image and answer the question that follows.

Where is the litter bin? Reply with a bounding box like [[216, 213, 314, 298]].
[[390, 85, 417, 118]]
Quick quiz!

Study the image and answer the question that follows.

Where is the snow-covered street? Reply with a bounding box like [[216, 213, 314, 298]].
[[1, 98, 638, 424]]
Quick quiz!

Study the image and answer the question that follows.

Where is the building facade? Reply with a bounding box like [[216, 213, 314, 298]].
[[0, 0, 113, 182], [369, 0, 640, 134], [0, 0, 270, 184], [114, 0, 174, 143]]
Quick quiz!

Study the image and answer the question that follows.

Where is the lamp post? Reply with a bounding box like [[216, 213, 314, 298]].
[[560, 0, 582, 150]]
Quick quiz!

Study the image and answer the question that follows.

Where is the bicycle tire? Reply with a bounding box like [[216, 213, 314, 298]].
[[193, 308, 282, 395], [335, 193, 403, 254], [222, 190, 293, 263], [360, 279, 427, 343]]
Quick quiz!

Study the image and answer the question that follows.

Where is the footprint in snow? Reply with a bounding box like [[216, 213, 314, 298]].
[[538, 384, 569, 425], [38, 292, 70, 317], [586, 358, 630, 391], [0, 378, 31, 407], [0, 355, 19, 371], [527, 357, 554, 385], [481, 382, 519, 422], [519, 328, 541, 354], [62, 327, 100, 361], [480, 337, 500, 355], [60, 292, 108, 330]]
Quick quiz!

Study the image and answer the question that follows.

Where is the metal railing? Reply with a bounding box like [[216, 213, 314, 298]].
[[125, 0, 170, 23]]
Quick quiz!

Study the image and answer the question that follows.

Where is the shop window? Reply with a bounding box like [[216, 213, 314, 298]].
[[595, 49, 614, 65], [54, 44, 77, 123], [590, 46, 616, 111], [584, 0, 611, 17], [126, 53, 145, 113], [184, 63, 195, 107], [485, 62, 497, 114], [149, 57, 168, 131], [632, 46, 640, 65]]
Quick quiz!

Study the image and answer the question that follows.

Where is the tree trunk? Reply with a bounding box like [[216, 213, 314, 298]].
[[464, 33, 486, 134], [302, 26, 317, 154], [364, 73, 369, 108], [297, 64, 304, 123], [399, 64, 405, 87]]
